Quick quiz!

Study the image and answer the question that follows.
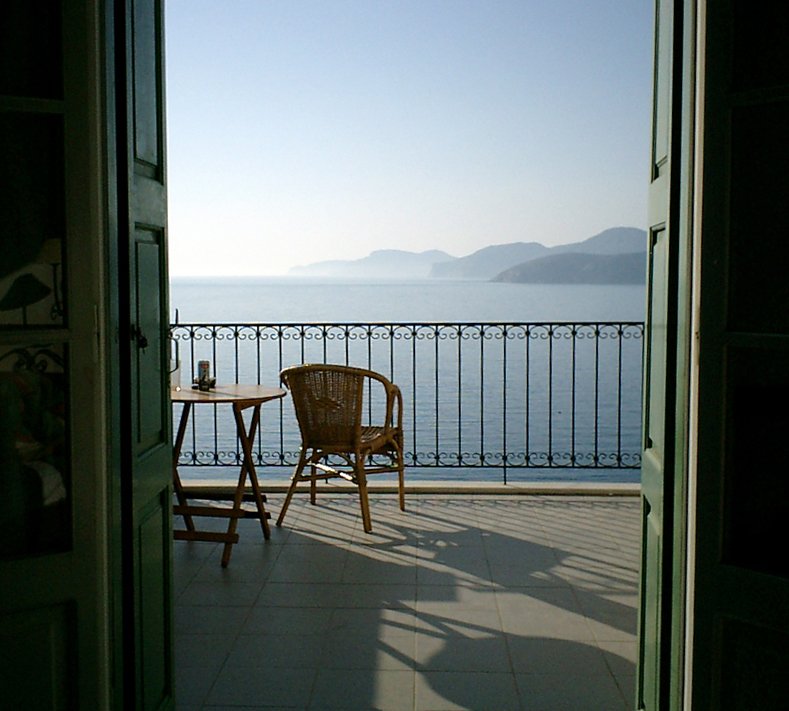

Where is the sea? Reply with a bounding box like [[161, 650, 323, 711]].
[[170, 277, 646, 324], [170, 278, 646, 484]]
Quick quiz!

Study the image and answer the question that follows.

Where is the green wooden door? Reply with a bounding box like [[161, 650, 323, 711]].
[[688, 3, 789, 707], [637, 0, 692, 707], [114, 0, 174, 707], [637, 0, 672, 704], [0, 1, 113, 707]]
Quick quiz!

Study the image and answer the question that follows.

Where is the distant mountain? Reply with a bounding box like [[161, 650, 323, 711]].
[[429, 242, 550, 280], [289, 227, 647, 281], [429, 227, 646, 280], [552, 226, 647, 256], [289, 249, 455, 278], [493, 251, 647, 285]]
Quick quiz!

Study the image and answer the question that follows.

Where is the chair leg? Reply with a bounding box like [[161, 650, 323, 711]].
[[397, 463, 405, 512], [310, 462, 318, 505], [395, 437, 405, 512], [356, 461, 373, 533], [276, 450, 308, 527]]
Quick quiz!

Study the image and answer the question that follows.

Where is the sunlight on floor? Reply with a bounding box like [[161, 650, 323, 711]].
[[173, 495, 639, 710]]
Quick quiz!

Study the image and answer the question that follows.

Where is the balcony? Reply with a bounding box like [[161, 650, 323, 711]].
[[171, 320, 642, 709], [174, 493, 638, 710]]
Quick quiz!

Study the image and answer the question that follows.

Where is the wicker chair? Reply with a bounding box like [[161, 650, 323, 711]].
[[276, 364, 405, 533]]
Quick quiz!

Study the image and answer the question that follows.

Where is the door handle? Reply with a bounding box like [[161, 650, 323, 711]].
[[131, 325, 149, 350]]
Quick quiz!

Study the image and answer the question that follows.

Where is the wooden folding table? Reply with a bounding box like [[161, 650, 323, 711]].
[[171, 384, 286, 566]]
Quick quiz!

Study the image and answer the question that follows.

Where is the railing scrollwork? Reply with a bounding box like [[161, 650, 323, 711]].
[[170, 320, 644, 482]]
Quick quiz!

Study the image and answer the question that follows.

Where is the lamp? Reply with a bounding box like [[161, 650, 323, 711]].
[[0, 273, 51, 325]]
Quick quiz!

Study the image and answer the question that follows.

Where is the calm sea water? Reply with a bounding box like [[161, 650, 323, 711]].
[[170, 277, 646, 324], [169, 278, 645, 484]]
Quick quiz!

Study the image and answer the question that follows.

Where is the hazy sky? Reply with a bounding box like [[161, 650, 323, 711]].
[[166, 1, 653, 277]]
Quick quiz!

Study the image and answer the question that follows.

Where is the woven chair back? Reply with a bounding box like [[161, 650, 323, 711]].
[[282, 365, 365, 448]]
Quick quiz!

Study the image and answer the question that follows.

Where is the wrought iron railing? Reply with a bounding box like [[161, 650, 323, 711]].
[[170, 322, 644, 483]]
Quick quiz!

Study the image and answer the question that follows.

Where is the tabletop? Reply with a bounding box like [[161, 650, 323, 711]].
[[170, 383, 286, 405]]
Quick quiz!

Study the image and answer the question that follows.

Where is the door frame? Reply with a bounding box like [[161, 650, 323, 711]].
[[101, 1, 710, 707], [667, 0, 700, 708]]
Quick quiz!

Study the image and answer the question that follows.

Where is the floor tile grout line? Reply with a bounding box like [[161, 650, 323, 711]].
[[173, 496, 639, 710], [194, 538, 288, 708], [482, 512, 523, 691], [173, 541, 221, 605]]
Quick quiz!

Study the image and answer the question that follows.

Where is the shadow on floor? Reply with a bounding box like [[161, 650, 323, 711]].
[[174, 494, 639, 710]]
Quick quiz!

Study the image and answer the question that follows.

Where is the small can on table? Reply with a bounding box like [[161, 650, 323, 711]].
[[197, 360, 211, 391]]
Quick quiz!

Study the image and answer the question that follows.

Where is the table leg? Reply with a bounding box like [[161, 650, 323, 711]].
[[240, 403, 271, 540], [172, 401, 195, 532], [220, 402, 270, 567]]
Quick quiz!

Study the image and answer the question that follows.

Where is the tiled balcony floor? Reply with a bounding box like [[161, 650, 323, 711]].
[[174, 494, 640, 710]]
